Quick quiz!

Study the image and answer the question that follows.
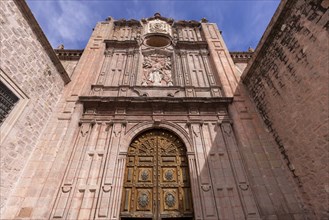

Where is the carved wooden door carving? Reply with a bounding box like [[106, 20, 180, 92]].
[[121, 129, 194, 220]]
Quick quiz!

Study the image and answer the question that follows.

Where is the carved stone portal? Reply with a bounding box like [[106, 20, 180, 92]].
[[120, 129, 194, 219], [142, 55, 173, 86]]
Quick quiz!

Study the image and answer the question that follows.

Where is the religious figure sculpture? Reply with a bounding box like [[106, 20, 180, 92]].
[[148, 68, 164, 86]]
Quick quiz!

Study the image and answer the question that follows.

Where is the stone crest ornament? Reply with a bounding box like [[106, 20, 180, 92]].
[[138, 192, 149, 208], [149, 22, 166, 33], [142, 54, 173, 86]]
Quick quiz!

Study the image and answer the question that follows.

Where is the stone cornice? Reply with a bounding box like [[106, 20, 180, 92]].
[[79, 96, 233, 104], [113, 19, 142, 27], [230, 52, 253, 63], [13, 0, 70, 84], [173, 20, 201, 28], [54, 49, 84, 61]]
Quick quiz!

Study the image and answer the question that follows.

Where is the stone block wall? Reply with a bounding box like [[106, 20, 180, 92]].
[[59, 60, 79, 77], [243, 0, 329, 218], [0, 0, 68, 212], [203, 21, 310, 219]]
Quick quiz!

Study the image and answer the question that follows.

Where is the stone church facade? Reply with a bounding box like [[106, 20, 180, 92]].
[[0, 0, 328, 220]]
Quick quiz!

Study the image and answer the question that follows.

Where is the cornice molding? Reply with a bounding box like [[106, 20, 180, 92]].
[[230, 52, 253, 63], [79, 96, 233, 104], [54, 49, 84, 61], [113, 19, 142, 27], [173, 20, 201, 28]]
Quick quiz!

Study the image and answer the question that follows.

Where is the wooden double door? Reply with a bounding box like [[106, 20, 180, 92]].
[[121, 129, 194, 220]]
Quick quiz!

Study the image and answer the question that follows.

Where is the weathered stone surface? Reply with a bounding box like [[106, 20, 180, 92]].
[[0, 0, 68, 213], [243, 0, 329, 219]]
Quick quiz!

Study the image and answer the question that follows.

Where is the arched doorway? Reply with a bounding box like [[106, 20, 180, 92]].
[[120, 129, 194, 220]]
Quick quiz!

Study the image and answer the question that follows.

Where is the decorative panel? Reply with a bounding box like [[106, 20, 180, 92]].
[[187, 53, 209, 87]]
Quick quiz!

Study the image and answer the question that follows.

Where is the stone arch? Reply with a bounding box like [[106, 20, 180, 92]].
[[122, 121, 193, 154]]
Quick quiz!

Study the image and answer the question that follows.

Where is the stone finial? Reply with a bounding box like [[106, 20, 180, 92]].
[[201, 18, 208, 23], [154, 12, 161, 18], [57, 44, 64, 49], [248, 47, 254, 52]]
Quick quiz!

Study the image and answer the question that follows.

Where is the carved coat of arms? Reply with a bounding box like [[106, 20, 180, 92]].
[[149, 22, 166, 33], [142, 55, 173, 86]]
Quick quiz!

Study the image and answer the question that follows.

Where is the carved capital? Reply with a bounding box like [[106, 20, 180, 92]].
[[79, 123, 90, 137], [221, 123, 232, 137], [127, 50, 135, 55], [200, 49, 209, 56], [104, 49, 114, 57], [178, 50, 187, 56]]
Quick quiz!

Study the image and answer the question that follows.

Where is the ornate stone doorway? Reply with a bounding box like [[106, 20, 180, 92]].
[[120, 129, 194, 220]]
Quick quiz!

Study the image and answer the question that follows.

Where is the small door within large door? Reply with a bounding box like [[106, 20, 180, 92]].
[[121, 130, 194, 220]]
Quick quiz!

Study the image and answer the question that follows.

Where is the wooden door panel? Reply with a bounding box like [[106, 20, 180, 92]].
[[121, 130, 193, 219], [137, 168, 153, 183], [161, 188, 179, 211], [161, 167, 177, 183], [136, 189, 153, 211]]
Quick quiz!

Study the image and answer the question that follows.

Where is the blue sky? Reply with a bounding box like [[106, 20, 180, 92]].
[[26, 0, 280, 51]]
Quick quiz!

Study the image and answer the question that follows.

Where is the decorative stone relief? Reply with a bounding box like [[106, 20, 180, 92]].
[[80, 123, 89, 137], [201, 184, 211, 192], [149, 22, 166, 33], [147, 19, 171, 35], [142, 54, 173, 86], [222, 123, 232, 137]]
